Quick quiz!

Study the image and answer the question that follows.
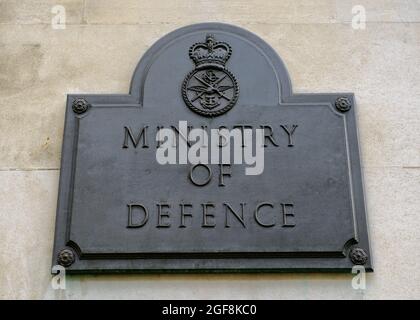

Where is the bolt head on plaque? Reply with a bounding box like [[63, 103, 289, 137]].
[[182, 34, 239, 117], [335, 97, 352, 113], [72, 98, 90, 114], [349, 247, 368, 265], [57, 248, 75, 267]]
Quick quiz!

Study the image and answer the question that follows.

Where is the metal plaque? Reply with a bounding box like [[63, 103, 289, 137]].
[[52, 23, 372, 273]]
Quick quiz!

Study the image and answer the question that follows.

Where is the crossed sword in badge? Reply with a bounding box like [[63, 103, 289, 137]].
[[187, 70, 233, 104]]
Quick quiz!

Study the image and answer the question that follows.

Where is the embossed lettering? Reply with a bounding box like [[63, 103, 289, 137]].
[[218, 164, 231, 186], [261, 125, 279, 147], [127, 203, 149, 228], [156, 128, 177, 164], [125, 202, 295, 229], [171, 121, 189, 164], [180, 203, 193, 228], [233, 125, 253, 147], [189, 164, 212, 186], [123, 126, 149, 148], [202, 203, 216, 227], [254, 202, 275, 227], [280, 124, 298, 147], [281, 203, 295, 227], [224, 203, 246, 228], [157, 203, 171, 228]]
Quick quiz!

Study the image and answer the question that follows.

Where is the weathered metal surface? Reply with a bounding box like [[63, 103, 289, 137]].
[[52, 23, 372, 273]]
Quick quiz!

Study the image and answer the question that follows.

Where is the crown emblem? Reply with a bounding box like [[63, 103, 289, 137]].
[[182, 34, 239, 117], [189, 34, 232, 68]]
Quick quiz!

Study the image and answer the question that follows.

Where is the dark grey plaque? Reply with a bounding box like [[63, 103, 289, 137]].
[[52, 23, 372, 273]]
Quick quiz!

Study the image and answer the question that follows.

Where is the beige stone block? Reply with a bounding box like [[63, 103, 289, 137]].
[[242, 23, 420, 168], [85, 0, 337, 25], [241, 23, 420, 103], [336, 0, 420, 23], [0, 0, 84, 25], [0, 97, 65, 170], [362, 167, 420, 299], [0, 24, 169, 96], [0, 24, 178, 169], [0, 170, 58, 299], [0, 23, 419, 170], [358, 106, 420, 169], [47, 273, 361, 299]]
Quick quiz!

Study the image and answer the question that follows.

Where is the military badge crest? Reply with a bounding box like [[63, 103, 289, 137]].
[[182, 34, 239, 117]]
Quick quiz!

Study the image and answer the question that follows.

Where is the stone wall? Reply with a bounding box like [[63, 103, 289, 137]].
[[0, 0, 419, 299]]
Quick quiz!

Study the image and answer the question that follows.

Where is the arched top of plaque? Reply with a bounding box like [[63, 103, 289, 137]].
[[129, 23, 293, 108]]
